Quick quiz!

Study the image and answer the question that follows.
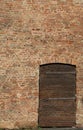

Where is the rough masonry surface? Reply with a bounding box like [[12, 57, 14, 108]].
[[0, 0, 83, 129]]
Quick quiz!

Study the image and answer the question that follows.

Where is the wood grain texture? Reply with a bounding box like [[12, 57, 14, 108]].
[[39, 64, 76, 127]]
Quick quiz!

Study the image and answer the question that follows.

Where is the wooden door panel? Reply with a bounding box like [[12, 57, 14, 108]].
[[39, 115, 75, 122], [40, 64, 76, 72], [39, 63, 76, 127], [40, 85, 76, 92], [40, 74, 76, 86], [39, 99, 76, 110], [39, 118, 75, 127], [39, 99, 76, 120], [40, 89, 75, 98]]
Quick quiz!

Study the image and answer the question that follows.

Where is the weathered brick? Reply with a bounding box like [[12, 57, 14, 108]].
[[0, 0, 83, 129]]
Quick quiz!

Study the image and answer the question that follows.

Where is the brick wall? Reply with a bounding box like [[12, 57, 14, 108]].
[[0, 0, 83, 129]]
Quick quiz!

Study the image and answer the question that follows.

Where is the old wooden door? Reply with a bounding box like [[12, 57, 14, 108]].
[[39, 63, 76, 127]]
